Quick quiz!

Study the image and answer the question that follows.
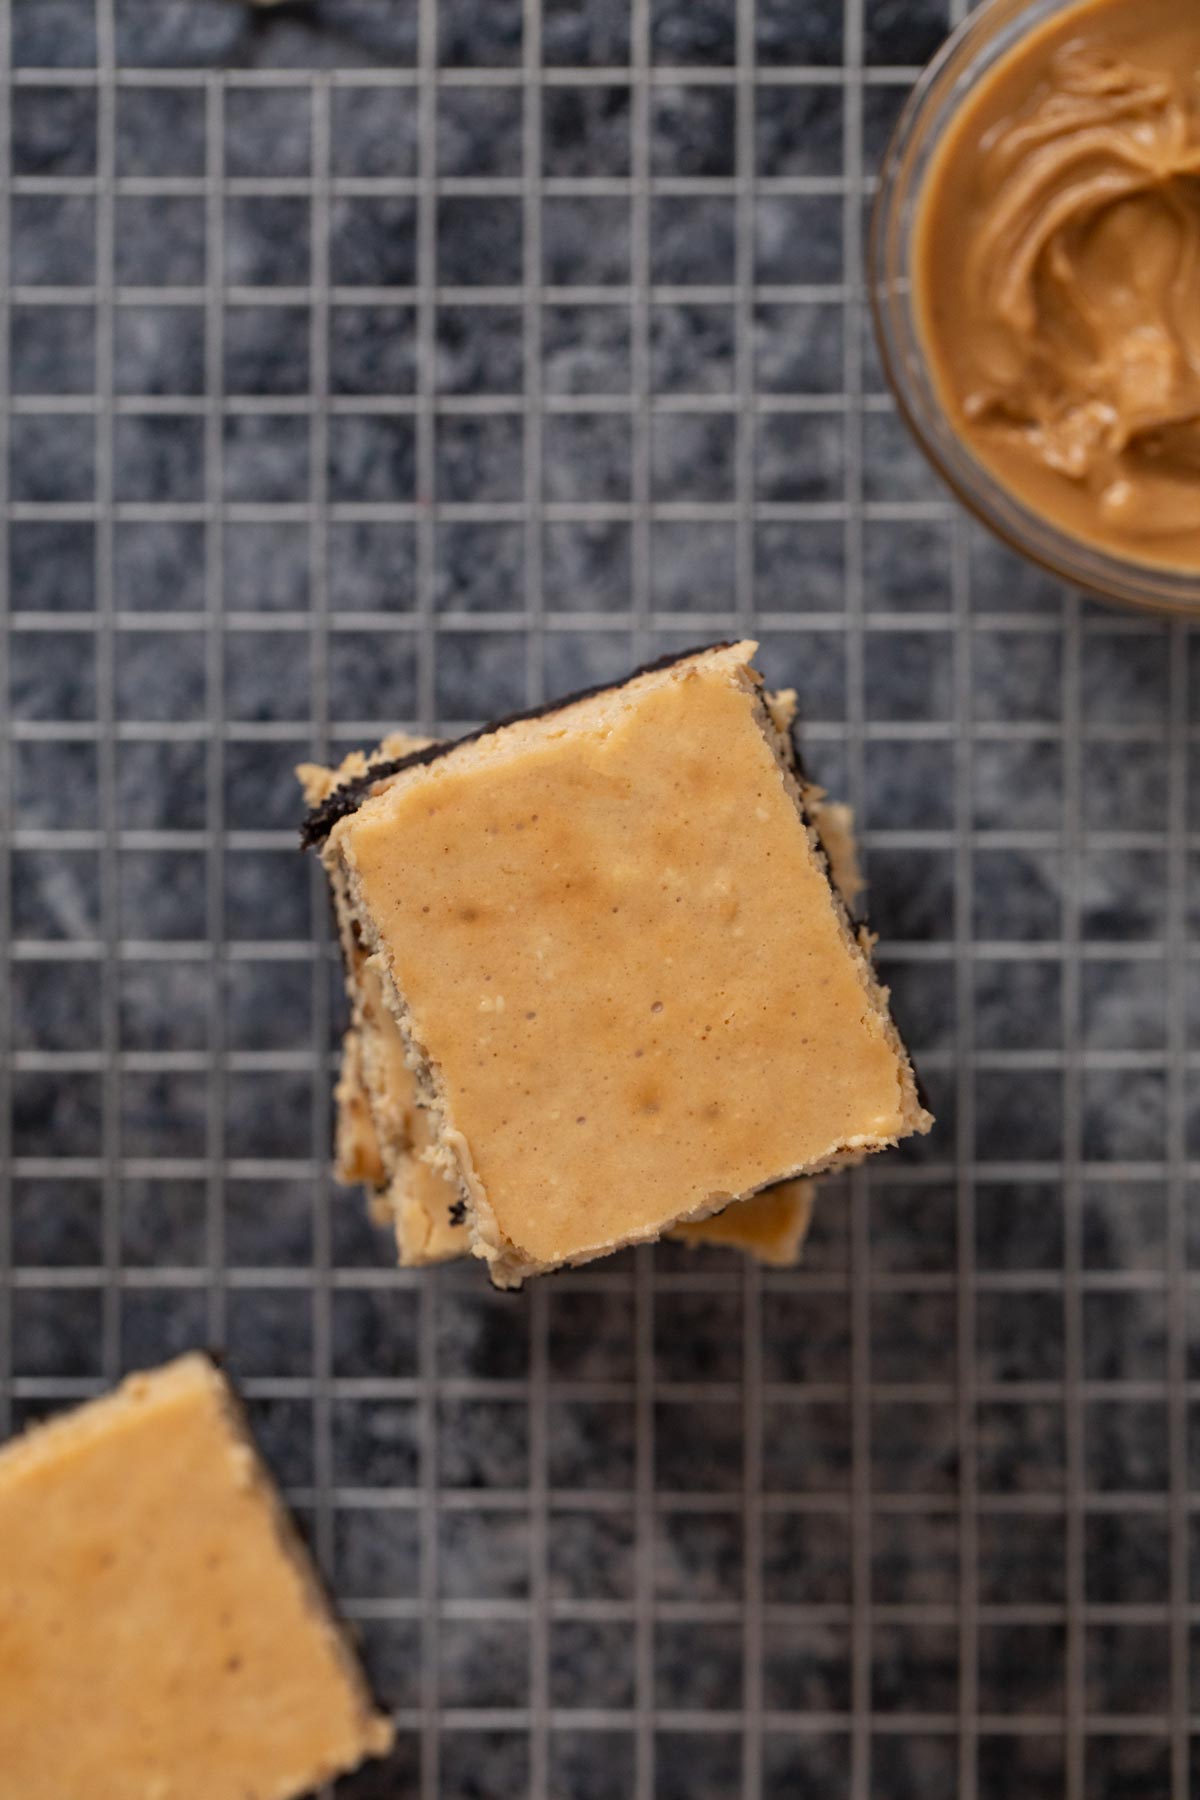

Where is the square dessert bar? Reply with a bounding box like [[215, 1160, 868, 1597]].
[[0, 1355, 391, 1800], [302, 700, 859, 1274], [306, 641, 929, 1285]]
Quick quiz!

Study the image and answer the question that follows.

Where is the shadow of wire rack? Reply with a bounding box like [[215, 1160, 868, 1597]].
[[0, 0, 1194, 1796]]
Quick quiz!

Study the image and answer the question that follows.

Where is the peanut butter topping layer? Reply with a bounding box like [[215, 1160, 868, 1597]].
[[916, 0, 1200, 568], [0, 1356, 392, 1800], [330, 642, 927, 1281]]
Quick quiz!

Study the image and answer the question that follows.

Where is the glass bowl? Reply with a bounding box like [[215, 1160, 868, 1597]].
[[868, 0, 1200, 616]]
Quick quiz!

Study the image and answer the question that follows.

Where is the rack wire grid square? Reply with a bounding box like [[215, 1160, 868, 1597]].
[[0, 1, 1194, 1797]]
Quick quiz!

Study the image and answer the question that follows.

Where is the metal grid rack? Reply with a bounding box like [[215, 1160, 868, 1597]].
[[0, 2, 1194, 1795]]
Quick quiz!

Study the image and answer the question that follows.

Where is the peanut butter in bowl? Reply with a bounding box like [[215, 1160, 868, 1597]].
[[913, 0, 1200, 572]]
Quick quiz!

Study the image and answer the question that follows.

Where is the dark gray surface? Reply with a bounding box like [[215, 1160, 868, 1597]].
[[2, 2, 1194, 1798]]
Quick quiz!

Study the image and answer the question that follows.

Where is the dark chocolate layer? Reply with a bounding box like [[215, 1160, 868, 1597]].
[[300, 641, 736, 848]]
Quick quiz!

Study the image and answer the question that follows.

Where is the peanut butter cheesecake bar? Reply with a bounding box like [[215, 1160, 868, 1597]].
[[302, 696, 861, 1274], [303, 642, 928, 1286], [0, 1355, 392, 1800]]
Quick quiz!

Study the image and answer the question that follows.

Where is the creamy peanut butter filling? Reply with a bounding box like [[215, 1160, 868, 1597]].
[[915, 0, 1200, 567]]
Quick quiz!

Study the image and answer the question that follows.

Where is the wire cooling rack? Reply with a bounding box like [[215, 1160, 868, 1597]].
[[1, 2, 1195, 1796]]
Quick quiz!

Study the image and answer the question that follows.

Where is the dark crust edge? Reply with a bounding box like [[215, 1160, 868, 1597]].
[[299, 640, 737, 849]]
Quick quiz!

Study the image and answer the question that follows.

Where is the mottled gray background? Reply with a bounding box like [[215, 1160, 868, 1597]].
[[1, 1, 1196, 1796]]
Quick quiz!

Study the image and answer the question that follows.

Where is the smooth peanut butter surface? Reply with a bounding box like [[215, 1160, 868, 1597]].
[[333, 644, 927, 1279], [0, 1356, 391, 1800], [915, 0, 1200, 568]]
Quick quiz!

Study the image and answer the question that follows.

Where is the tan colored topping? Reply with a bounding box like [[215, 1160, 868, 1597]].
[[0, 1355, 392, 1800], [332, 642, 927, 1283], [750, 689, 865, 910], [673, 1178, 815, 1265], [916, 0, 1200, 568]]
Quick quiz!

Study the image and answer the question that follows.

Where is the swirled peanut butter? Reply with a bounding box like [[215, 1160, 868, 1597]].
[[915, 0, 1200, 569]]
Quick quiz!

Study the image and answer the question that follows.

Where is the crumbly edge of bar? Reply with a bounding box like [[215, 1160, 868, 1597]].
[[330, 651, 929, 1286], [323, 858, 402, 1163], [365, 1113, 469, 1270], [324, 863, 477, 1263], [302, 740, 471, 1267], [300, 640, 737, 849], [0, 1352, 394, 1765]]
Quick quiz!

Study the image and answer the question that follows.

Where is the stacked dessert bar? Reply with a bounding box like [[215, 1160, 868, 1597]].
[[301, 642, 929, 1287]]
